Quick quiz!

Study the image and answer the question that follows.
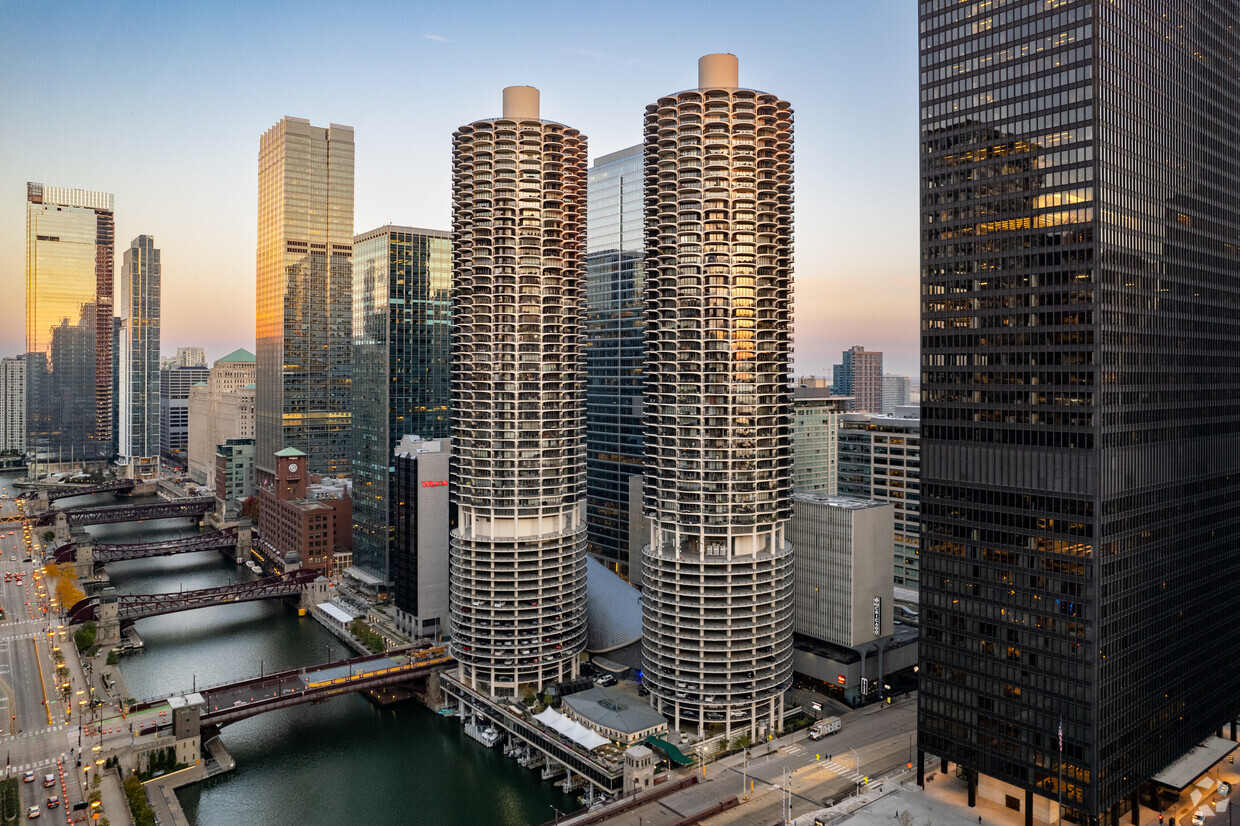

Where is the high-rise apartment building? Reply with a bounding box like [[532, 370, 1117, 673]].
[[918, 3, 1240, 822], [0, 357, 25, 453], [255, 117, 354, 480], [832, 345, 882, 412], [792, 392, 849, 494], [881, 374, 911, 414], [174, 347, 205, 368], [160, 366, 209, 463], [448, 87, 589, 697], [25, 183, 114, 463], [641, 55, 795, 736], [351, 225, 451, 587], [118, 236, 161, 477], [585, 144, 646, 576], [187, 349, 256, 488], [838, 407, 921, 586]]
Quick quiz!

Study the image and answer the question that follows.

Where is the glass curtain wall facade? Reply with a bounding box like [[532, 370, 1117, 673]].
[[119, 235, 161, 474], [449, 87, 589, 698], [351, 225, 451, 584], [25, 183, 114, 463], [641, 55, 795, 738], [585, 144, 646, 577], [918, 1, 1240, 820], [255, 117, 354, 480]]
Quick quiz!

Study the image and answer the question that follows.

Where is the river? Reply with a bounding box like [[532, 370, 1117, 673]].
[[24, 475, 576, 826]]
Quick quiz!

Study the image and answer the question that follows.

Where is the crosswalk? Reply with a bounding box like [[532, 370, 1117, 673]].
[[1, 723, 68, 743]]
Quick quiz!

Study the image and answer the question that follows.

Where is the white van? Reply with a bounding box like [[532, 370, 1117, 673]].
[[808, 716, 842, 739]]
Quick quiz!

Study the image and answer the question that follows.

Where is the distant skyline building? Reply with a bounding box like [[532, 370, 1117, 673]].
[[187, 348, 256, 488], [255, 117, 354, 480], [832, 345, 882, 412], [448, 86, 589, 697], [160, 365, 209, 463], [351, 225, 451, 588], [391, 435, 450, 640], [918, 3, 1240, 821], [881, 374, 910, 414], [0, 356, 25, 453], [640, 54, 795, 737], [838, 406, 920, 586], [25, 183, 115, 463], [585, 144, 646, 577], [174, 346, 205, 368], [118, 235, 161, 477], [792, 392, 849, 494]]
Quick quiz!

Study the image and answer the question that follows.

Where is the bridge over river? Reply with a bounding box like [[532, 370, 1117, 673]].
[[65, 568, 318, 623], [129, 647, 454, 728], [52, 527, 238, 564], [35, 496, 215, 526]]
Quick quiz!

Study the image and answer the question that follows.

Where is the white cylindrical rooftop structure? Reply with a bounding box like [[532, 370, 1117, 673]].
[[698, 53, 739, 89], [502, 85, 540, 120]]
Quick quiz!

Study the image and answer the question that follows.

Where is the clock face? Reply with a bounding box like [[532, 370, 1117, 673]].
[[288, 463, 298, 473]]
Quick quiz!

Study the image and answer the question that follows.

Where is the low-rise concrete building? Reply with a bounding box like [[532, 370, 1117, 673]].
[[562, 687, 668, 745]]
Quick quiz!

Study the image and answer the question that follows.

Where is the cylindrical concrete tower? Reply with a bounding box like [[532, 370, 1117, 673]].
[[641, 55, 796, 737], [449, 87, 589, 698]]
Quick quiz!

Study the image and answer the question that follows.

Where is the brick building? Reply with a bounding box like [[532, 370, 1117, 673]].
[[255, 447, 352, 575]]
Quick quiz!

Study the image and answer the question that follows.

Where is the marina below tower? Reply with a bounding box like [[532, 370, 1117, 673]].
[[448, 86, 589, 698], [641, 54, 796, 737]]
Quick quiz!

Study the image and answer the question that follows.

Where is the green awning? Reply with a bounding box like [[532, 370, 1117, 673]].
[[644, 735, 693, 766]]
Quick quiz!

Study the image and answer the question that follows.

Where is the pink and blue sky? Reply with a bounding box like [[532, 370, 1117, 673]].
[[0, 0, 920, 379]]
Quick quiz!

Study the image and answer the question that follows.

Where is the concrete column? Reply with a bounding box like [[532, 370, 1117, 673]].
[[942, 758, 950, 774], [1026, 789, 1034, 826], [1131, 787, 1140, 824], [1231, 720, 1236, 741], [918, 750, 925, 787], [968, 770, 977, 807]]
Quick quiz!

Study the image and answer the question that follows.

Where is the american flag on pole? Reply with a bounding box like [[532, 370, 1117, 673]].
[[1059, 718, 1064, 753]]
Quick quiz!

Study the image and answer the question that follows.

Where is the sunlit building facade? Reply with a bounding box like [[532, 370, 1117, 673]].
[[0, 357, 25, 453], [833, 345, 883, 412], [449, 87, 589, 697], [918, 2, 1240, 822], [585, 144, 646, 577], [118, 235, 161, 476], [351, 225, 451, 586], [641, 55, 795, 737], [255, 117, 354, 480], [25, 183, 115, 463]]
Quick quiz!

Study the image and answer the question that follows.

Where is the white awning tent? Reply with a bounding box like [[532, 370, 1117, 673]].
[[533, 707, 610, 751]]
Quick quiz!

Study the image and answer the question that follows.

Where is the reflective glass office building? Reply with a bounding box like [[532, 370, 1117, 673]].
[[585, 144, 646, 577], [351, 225, 451, 585], [255, 117, 354, 480], [25, 183, 114, 463], [918, 2, 1240, 822]]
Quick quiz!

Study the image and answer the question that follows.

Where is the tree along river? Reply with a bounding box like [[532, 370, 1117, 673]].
[[23, 477, 575, 826]]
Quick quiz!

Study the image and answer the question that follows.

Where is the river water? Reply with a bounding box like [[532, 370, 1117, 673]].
[[24, 476, 575, 826]]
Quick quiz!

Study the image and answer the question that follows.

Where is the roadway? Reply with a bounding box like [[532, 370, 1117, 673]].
[[588, 695, 918, 826], [0, 523, 90, 819]]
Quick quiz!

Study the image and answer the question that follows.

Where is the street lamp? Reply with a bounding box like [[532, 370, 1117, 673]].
[[549, 805, 561, 825], [850, 747, 862, 796]]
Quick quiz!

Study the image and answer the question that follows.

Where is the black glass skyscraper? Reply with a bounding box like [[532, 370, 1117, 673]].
[[585, 144, 646, 576], [351, 225, 451, 585], [918, 1, 1240, 822]]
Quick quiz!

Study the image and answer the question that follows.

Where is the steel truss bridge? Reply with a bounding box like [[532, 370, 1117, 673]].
[[36, 497, 215, 527], [19, 479, 135, 502], [65, 568, 318, 623], [131, 648, 454, 728], [51, 527, 238, 565]]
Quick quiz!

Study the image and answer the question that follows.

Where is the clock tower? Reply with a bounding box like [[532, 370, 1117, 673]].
[[274, 447, 308, 500]]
